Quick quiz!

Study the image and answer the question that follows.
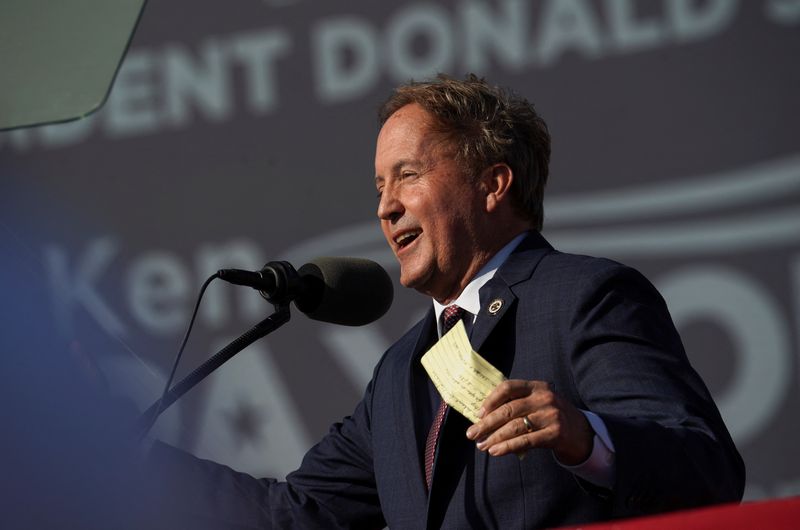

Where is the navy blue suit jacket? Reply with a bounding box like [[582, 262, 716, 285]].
[[147, 232, 744, 529]]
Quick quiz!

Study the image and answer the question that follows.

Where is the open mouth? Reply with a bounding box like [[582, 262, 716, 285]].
[[394, 230, 421, 250]]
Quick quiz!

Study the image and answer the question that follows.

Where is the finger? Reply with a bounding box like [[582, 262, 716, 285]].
[[476, 415, 534, 451], [476, 406, 555, 450], [469, 397, 532, 440], [478, 380, 536, 418], [487, 427, 558, 457], [468, 384, 555, 441]]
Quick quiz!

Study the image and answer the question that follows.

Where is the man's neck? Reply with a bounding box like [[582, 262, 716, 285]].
[[432, 232, 528, 335]]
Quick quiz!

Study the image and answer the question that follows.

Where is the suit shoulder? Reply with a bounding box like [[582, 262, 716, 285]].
[[537, 249, 639, 281], [528, 249, 663, 305]]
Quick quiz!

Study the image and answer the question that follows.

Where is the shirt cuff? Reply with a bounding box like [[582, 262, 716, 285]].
[[555, 410, 615, 489]]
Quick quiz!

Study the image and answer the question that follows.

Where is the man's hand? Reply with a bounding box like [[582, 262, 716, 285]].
[[465, 380, 593, 464]]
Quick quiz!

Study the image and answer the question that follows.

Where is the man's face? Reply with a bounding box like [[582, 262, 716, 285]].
[[374, 103, 490, 303]]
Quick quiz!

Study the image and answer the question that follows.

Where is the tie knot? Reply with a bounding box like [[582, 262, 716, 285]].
[[442, 305, 465, 333]]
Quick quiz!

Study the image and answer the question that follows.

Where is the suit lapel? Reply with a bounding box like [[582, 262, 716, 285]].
[[396, 307, 438, 509], [469, 281, 516, 353], [471, 232, 553, 353]]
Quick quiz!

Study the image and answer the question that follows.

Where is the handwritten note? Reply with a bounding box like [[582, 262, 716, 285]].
[[421, 320, 505, 424]]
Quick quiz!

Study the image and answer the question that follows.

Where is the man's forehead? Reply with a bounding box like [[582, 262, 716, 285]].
[[376, 117, 454, 159]]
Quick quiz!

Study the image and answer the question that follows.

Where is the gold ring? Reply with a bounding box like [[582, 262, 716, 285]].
[[522, 416, 534, 432]]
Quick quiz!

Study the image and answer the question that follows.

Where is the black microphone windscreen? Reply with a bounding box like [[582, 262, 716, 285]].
[[295, 257, 393, 326]]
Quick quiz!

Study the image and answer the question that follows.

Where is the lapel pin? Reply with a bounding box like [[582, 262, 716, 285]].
[[488, 299, 503, 315]]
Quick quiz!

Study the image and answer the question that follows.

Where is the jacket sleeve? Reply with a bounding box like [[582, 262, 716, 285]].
[[141, 372, 385, 530], [565, 262, 745, 517]]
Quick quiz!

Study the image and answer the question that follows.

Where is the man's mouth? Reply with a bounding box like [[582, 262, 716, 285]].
[[394, 230, 421, 251]]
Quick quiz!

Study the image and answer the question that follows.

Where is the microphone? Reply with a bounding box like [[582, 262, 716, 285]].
[[218, 257, 393, 326]]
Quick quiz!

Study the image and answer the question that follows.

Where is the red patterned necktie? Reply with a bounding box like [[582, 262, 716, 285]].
[[424, 304, 465, 491]]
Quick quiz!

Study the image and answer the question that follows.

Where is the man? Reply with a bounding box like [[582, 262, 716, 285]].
[[146, 74, 744, 529]]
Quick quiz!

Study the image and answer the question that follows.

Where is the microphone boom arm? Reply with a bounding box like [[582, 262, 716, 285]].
[[135, 303, 291, 437]]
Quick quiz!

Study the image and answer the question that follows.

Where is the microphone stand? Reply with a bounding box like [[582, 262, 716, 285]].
[[134, 303, 291, 438]]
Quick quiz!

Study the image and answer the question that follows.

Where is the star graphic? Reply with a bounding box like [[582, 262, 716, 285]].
[[222, 397, 268, 452]]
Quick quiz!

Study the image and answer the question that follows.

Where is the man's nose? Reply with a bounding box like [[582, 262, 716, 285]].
[[377, 186, 403, 222]]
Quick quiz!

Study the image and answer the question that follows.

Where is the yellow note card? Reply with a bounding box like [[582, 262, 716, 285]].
[[421, 320, 505, 423]]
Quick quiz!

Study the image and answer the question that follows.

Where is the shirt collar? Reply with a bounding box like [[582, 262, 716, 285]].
[[433, 232, 527, 337]]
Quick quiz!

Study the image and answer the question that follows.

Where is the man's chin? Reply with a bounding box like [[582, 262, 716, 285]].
[[398, 266, 431, 294], [398, 272, 420, 290]]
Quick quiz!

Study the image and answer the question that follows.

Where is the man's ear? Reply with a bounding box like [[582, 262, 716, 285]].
[[481, 163, 514, 213]]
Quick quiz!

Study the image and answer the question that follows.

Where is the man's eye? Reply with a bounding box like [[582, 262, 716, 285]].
[[376, 190, 383, 199]]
